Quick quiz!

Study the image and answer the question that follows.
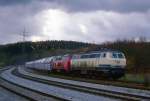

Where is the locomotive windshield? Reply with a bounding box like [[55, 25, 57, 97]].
[[111, 52, 125, 59]]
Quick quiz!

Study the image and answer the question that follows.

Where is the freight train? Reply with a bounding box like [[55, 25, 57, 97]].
[[25, 49, 126, 79]]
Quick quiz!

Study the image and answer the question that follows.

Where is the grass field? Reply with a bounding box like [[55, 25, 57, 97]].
[[120, 73, 150, 87]]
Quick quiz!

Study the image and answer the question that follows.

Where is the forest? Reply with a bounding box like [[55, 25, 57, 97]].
[[0, 40, 149, 73]]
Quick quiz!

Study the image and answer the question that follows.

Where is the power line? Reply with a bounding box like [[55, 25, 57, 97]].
[[21, 28, 29, 42], [20, 28, 29, 64]]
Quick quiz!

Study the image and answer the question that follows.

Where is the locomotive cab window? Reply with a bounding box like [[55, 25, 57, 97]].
[[118, 53, 125, 58], [111, 52, 125, 59], [112, 53, 118, 58]]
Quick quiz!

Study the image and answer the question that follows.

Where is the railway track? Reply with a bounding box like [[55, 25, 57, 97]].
[[14, 67, 150, 101], [25, 67, 150, 91], [0, 67, 34, 101], [1, 67, 121, 101], [0, 67, 68, 101]]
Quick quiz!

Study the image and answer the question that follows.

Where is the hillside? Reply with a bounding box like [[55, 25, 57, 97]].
[[0, 40, 150, 73], [0, 40, 91, 66]]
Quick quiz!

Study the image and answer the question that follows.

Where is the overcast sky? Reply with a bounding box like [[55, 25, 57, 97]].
[[0, 0, 150, 44]]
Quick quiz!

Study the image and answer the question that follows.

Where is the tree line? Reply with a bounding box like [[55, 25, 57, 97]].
[[0, 40, 149, 73], [0, 40, 91, 66]]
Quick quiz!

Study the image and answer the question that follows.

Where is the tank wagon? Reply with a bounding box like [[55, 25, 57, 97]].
[[25, 57, 53, 71], [25, 49, 126, 79]]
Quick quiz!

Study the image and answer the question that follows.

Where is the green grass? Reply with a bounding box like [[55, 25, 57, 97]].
[[0, 62, 4, 68], [120, 74, 150, 87]]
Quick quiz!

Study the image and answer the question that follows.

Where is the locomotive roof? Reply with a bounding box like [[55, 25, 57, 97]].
[[79, 49, 122, 55], [90, 50, 121, 53]]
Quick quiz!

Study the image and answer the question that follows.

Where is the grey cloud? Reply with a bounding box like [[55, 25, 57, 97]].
[[0, 0, 32, 6], [0, 0, 150, 44], [1, 0, 150, 13], [48, 0, 150, 13]]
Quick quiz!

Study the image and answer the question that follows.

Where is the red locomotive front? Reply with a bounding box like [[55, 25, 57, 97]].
[[62, 54, 72, 72]]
